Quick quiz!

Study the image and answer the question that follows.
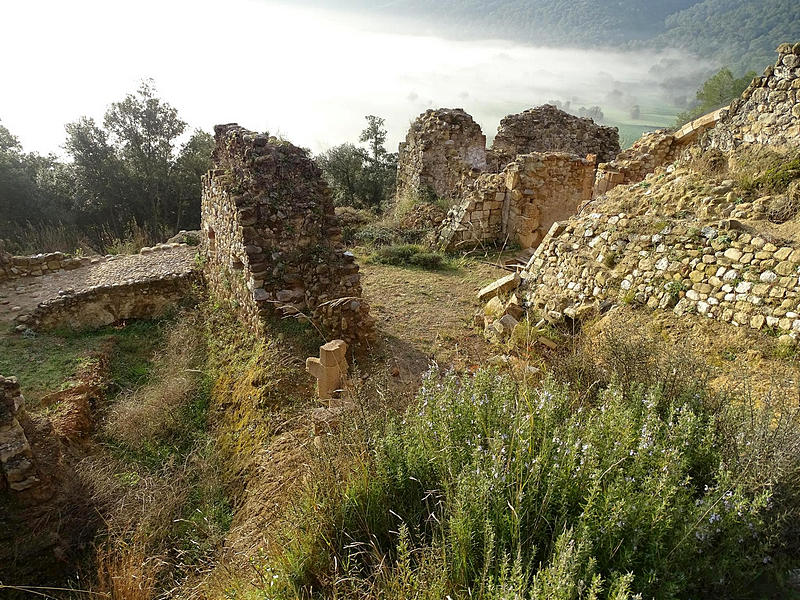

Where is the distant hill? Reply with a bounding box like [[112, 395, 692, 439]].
[[300, 0, 800, 73]]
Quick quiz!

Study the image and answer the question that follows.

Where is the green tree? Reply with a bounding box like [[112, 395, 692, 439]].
[[64, 80, 211, 237], [0, 121, 73, 235], [317, 143, 369, 207], [317, 115, 397, 210], [675, 67, 756, 126], [359, 115, 388, 163]]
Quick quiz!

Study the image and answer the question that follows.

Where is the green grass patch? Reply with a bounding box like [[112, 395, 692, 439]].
[[368, 244, 447, 270], [0, 319, 165, 406]]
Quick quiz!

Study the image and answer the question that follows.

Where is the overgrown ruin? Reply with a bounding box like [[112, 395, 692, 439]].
[[481, 43, 800, 340], [201, 124, 374, 346]]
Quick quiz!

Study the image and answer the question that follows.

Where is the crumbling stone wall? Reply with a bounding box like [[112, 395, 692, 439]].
[[17, 272, 198, 332], [489, 105, 619, 172], [0, 250, 90, 284], [706, 43, 800, 152], [438, 152, 595, 250], [594, 108, 725, 196], [202, 124, 373, 345], [520, 210, 800, 335], [396, 108, 487, 204], [0, 376, 39, 493]]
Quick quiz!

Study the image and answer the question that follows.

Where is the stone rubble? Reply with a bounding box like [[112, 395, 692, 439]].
[[0, 376, 40, 493]]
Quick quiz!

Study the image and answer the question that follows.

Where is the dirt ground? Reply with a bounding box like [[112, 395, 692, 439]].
[[356, 254, 509, 399]]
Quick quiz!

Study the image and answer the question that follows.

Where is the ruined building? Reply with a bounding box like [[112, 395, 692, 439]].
[[395, 108, 487, 204], [438, 153, 596, 250], [201, 124, 374, 345], [706, 42, 800, 152], [396, 104, 617, 251], [488, 105, 620, 171]]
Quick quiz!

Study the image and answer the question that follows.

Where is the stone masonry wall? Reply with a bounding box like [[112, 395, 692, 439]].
[[19, 272, 198, 332], [520, 210, 800, 336], [706, 43, 800, 152], [0, 250, 91, 284], [438, 152, 595, 250], [0, 376, 40, 493], [202, 124, 373, 346], [396, 108, 487, 204], [594, 108, 725, 197], [489, 105, 619, 172]]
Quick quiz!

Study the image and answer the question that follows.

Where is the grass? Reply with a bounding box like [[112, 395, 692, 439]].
[[368, 244, 448, 270], [0, 319, 165, 406]]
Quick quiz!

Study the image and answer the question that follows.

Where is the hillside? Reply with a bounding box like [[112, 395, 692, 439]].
[[299, 0, 800, 73]]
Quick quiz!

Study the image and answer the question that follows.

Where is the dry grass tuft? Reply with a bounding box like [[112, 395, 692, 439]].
[[103, 316, 203, 451]]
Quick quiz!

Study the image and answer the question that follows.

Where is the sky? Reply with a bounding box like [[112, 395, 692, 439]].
[[1, 0, 713, 157]]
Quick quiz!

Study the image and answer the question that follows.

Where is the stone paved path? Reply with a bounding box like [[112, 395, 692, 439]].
[[0, 247, 197, 326]]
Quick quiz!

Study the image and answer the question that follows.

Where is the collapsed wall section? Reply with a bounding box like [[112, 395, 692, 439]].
[[396, 108, 487, 204], [489, 105, 619, 172], [0, 376, 40, 493], [520, 209, 800, 335], [201, 124, 373, 345], [594, 108, 725, 197], [706, 43, 800, 152], [438, 152, 595, 250]]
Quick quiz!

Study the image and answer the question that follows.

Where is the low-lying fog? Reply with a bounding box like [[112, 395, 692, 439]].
[[3, 0, 715, 154]]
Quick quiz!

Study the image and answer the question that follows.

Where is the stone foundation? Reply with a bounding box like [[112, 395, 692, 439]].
[[18, 272, 198, 331], [0, 250, 92, 284], [0, 376, 40, 493], [489, 105, 619, 172], [396, 108, 487, 204], [201, 124, 374, 346], [438, 152, 595, 250]]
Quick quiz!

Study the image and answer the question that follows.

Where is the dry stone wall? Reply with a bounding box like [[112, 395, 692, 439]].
[[20, 272, 198, 331], [594, 108, 725, 197], [0, 376, 40, 493], [202, 124, 373, 346], [490, 105, 619, 172], [396, 108, 487, 205], [438, 152, 596, 250], [706, 43, 800, 152], [521, 210, 800, 336], [0, 250, 91, 284]]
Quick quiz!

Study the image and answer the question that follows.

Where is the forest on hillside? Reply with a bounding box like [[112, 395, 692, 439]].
[[299, 0, 800, 74]]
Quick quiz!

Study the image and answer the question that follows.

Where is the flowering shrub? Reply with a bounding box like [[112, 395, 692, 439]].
[[278, 367, 800, 599]]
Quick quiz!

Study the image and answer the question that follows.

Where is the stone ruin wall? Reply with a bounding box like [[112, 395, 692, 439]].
[[201, 124, 373, 346], [489, 105, 620, 172], [0, 375, 40, 493], [438, 152, 595, 250], [593, 108, 725, 197], [396, 109, 487, 205], [705, 43, 800, 152], [0, 249, 91, 284], [20, 272, 198, 332], [517, 210, 800, 336]]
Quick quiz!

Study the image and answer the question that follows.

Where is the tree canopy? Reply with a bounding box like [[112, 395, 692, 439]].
[[1, 82, 213, 250]]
